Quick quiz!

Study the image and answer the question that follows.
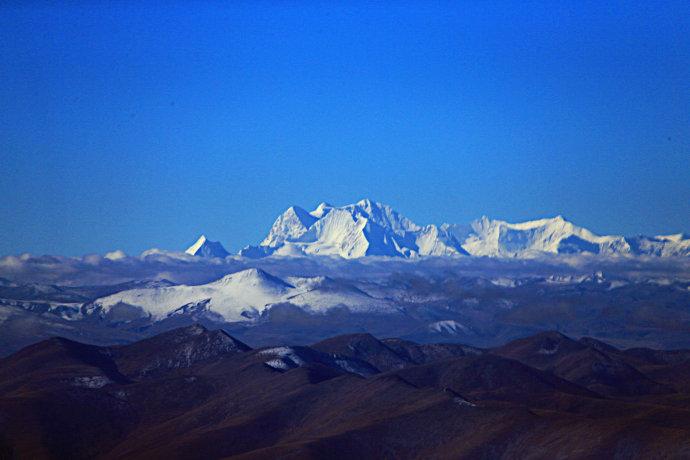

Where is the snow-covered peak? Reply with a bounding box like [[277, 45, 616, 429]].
[[261, 206, 318, 248], [246, 199, 425, 259], [212, 268, 294, 291], [508, 215, 567, 230], [346, 199, 421, 235], [90, 268, 395, 322], [415, 225, 468, 257], [456, 215, 630, 257], [240, 200, 688, 259], [187, 234, 208, 251], [626, 233, 690, 257], [185, 235, 230, 258]]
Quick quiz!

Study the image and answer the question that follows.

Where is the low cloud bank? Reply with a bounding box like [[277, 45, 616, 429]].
[[1, 251, 688, 287]]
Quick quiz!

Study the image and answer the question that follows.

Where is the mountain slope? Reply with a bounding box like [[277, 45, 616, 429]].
[[493, 332, 673, 396], [114, 324, 251, 378]]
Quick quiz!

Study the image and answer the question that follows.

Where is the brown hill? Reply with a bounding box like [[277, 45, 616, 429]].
[[1, 326, 690, 458]]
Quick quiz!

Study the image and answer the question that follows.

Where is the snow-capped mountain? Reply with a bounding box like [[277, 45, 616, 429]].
[[626, 234, 690, 257], [89, 268, 395, 322], [249, 199, 422, 258], [186, 235, 230, 258], [449, 215, 631, 257], [241, 199, 468, 258], [237, 199, 690, 259]]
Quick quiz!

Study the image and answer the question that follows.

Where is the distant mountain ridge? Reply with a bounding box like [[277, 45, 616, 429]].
[[3, 325, 690, 458], [3, 263, 690, 357], [209, 199, 690, 259]]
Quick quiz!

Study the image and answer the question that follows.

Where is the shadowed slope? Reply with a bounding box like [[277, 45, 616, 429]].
[[494, 331, 673, 396]]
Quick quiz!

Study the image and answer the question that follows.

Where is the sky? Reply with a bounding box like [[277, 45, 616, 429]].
[[1, 1, 689, 256]]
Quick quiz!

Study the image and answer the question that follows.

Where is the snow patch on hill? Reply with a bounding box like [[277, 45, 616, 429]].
[[429, 320, 470, 335]]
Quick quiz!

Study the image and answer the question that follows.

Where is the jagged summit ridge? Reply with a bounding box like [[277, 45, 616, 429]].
[[243, 199, 429, 258], [456, 214, 632, 257], [236, 199, 689, 259], [172, 199, 689, 260]]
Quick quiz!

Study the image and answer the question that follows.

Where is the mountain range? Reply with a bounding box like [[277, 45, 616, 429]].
[[183, 199, 689, 259], [1, 199, 688, 361], [2, 325, 690, 458], [2, 262, 689, 357], [88, 268, 394, 323]]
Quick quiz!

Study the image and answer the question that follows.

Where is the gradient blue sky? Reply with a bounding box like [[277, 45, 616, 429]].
[[1, 1, 689, 256]]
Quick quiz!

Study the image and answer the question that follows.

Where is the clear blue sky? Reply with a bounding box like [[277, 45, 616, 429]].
[[1, 1, 688, 256]]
